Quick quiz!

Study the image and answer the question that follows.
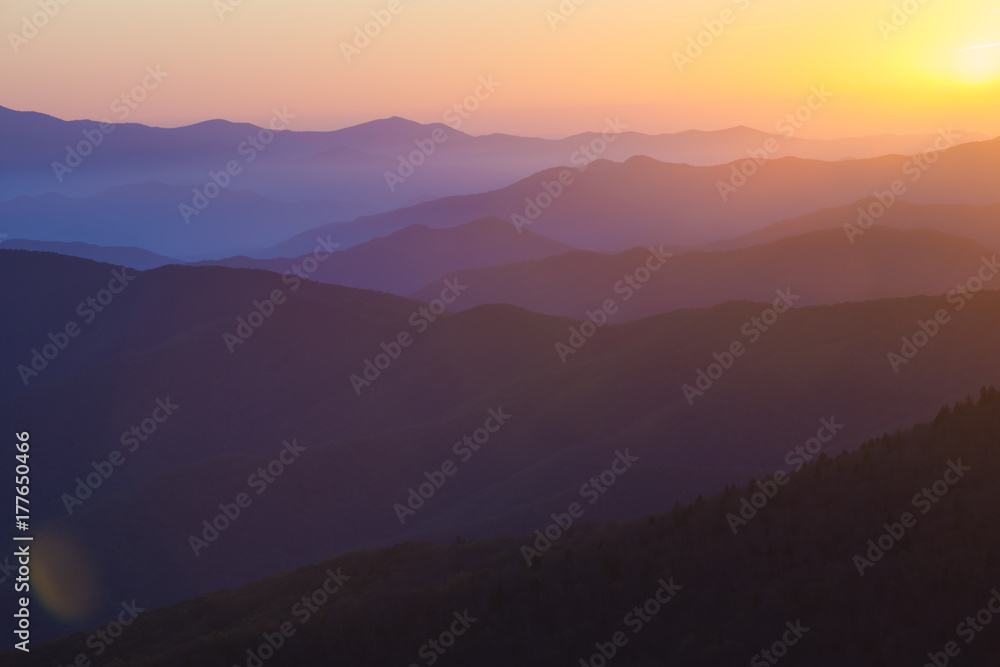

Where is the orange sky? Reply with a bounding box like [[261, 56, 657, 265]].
[[2, 0, 999, 137]]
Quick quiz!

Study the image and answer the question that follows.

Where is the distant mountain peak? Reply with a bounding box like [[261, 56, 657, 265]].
[[361, 115, 427, 129], [464, 215, 515, 230], [175, 118, 258, 131]]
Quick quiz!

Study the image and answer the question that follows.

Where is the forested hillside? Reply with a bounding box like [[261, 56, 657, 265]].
[[20, 389, 1000, 666]]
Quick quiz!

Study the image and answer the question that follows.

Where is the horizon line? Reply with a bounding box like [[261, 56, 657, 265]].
[[2, 104, 994, 144]]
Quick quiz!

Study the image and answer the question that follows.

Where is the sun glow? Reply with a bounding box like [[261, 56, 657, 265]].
[[954, 43, 1000, 84], [1, 0, 999, 136]]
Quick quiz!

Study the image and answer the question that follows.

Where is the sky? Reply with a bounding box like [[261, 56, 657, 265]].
[[2, 0, 999, 138]]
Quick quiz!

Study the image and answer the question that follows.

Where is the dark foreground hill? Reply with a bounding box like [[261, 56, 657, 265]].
[[17, 389, 1000, 666], [8, 249, 1000, 643]]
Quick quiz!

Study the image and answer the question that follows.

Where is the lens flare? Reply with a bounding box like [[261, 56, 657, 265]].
[[32, 530, 101, 623]]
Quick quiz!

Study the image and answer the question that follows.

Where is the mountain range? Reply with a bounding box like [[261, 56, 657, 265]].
[[0, 239, 178, 270], [192, 217, 573, 294], [6, 249, 1000, 641], [2, 104, 982, 207], [4, 104, 997, 259], [271, 135, 1000, 255], [703, 198, 1000, 253], [410, 226, 1000, 321]]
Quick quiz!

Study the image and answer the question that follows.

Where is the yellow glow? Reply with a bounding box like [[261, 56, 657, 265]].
[[954, 45, 1000, 84], [0, 0, 998, 137]]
